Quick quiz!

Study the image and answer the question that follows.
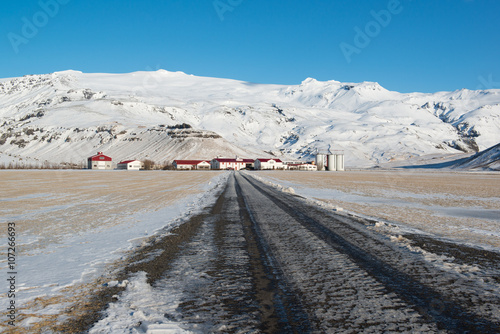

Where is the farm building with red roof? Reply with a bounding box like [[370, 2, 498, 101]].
[[117, 160, 142, 170], [173, 160, 211, 170], [254, 158, 284, 170], [87, 152, 113, 170], [210, 158, 254, 170]]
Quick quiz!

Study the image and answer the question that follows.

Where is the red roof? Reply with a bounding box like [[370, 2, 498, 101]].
[[213, 158, 253, 163], [257, 158, 283, 163], [118, 160, 139, 164], [174, 160, 209, 165], [88, 152, 112, 161]]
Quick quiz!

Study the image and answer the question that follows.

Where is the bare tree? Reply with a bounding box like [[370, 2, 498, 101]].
[[143, 159, 155, 170]]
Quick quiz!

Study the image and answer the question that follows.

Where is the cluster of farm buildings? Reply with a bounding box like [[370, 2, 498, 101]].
[[87, 152, 345, 171]]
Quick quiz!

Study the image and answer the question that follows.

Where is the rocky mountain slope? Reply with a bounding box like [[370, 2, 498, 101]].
[[453, 143, 500, 170], [0, 70, 499, 167]]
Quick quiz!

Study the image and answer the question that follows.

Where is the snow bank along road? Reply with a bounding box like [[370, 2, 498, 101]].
[[82, 171, 500, 333]]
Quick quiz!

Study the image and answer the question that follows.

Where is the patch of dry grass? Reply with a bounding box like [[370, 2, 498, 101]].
[[258, 170, 500, 248], [0, 170, 223, 332], [0, 170, 222, 255]]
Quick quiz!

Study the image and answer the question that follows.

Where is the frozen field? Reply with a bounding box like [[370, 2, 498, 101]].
[[256, 170, 500, 250], [0, 170, 226, 332]]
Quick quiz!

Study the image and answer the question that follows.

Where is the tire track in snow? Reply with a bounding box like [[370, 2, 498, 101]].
[[234, 174, 314, 333], [159, 173, 312, 332], [237, 173, 439, 332]]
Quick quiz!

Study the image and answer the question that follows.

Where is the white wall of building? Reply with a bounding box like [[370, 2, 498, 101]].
[[255, 159, 284, 170], [117, 160, 141, 170], [91, 160, 113, 170], [211, 160, 245, 170]]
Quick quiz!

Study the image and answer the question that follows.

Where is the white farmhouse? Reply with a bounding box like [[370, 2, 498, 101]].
[[287, 163, 317, 171], [210, 158, 254, 170], [173, 160, 211, 170], [254, 158, 284, 170], [117, 160, 142, 170]]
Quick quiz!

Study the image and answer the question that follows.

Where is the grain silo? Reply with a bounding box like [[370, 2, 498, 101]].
[[315, 154, 326, 171], [327, 154, 336, 171], [335, 154, 345, 171]]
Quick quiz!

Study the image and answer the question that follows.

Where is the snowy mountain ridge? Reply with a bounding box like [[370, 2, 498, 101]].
[[0, 70, 499, 167]]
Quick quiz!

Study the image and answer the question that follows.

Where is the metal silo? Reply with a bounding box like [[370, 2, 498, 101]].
[[335, 154, 345, 171], [327, 154, 336, 171], [315, 154, 326, 171]]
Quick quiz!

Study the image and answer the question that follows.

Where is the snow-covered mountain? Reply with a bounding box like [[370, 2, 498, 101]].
[[1, 70, 499, 167]]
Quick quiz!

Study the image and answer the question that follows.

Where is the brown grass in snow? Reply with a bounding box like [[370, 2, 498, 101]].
[[257, 170, 500, 248], [0, 170, 222, 332], [0, 170, 222, 255]]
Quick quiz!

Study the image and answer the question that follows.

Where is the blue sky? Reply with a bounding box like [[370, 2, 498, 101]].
[[1, 0, 499, 93]]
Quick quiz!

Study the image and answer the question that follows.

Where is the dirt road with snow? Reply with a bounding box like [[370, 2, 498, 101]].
[[85, 172, 500, 333]]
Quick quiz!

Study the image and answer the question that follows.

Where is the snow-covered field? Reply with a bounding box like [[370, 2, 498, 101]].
[[0, 170, 227, 332], [254, 170, 500, 250]]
